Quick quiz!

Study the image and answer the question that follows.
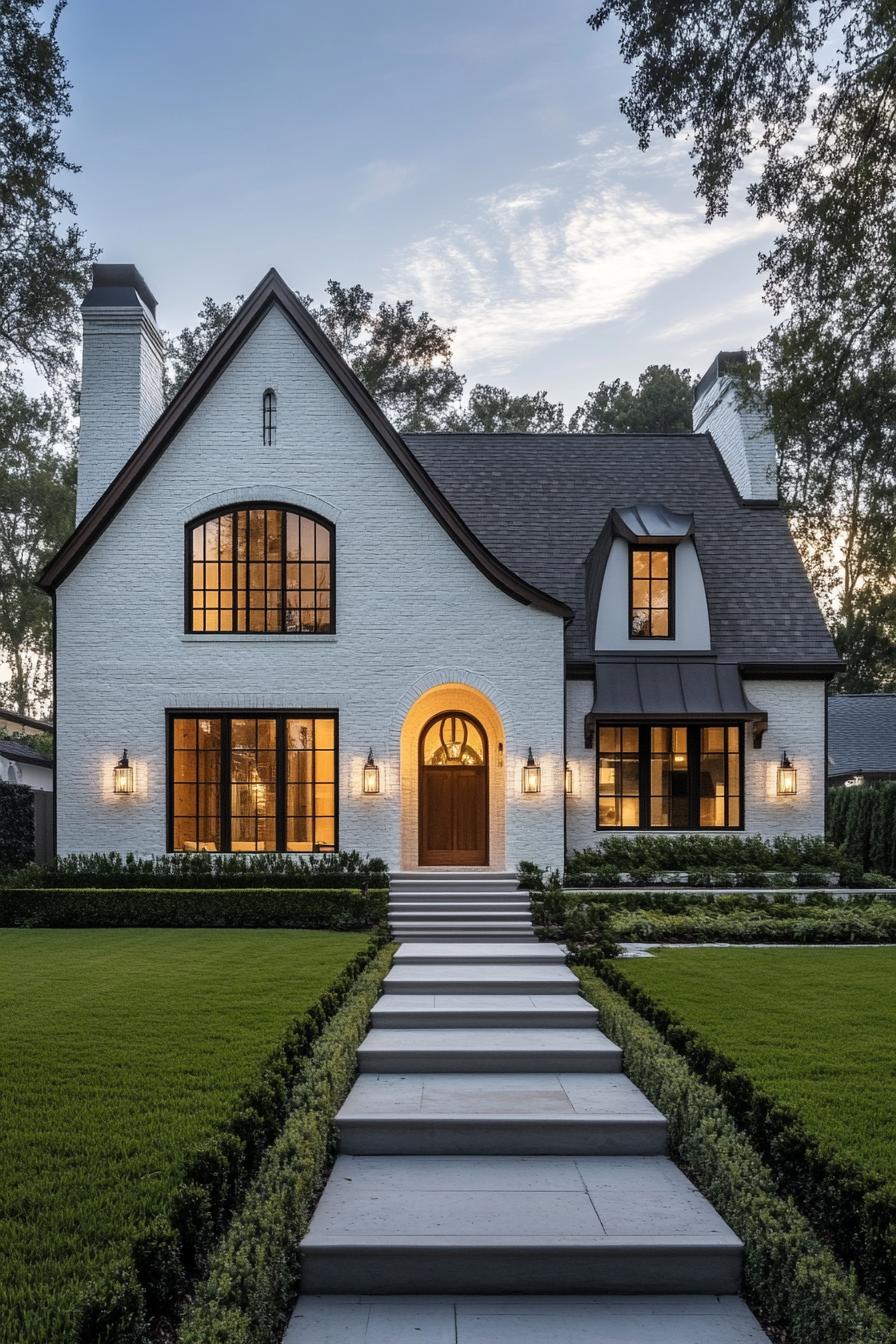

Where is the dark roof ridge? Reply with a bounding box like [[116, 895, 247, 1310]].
[[407, 430, 710, 439], [38, 270, 571, 619]]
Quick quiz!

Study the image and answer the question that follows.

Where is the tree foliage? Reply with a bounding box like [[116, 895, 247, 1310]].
[[0, 1, 94, 380], [0, 380, 75, 714], [444, 383, 564, 432], [569, 363, 692, 432], [589, 0, 896, 687]]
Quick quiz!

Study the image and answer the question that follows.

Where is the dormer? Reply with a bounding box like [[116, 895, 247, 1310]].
[[587, 503, 711, 652]]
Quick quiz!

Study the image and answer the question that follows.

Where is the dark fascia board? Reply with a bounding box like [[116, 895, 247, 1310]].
[[740, 661, 843, 679], [39, 269, 571, 619]]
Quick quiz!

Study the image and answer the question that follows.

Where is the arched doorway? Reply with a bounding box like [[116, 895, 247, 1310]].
[[418, 711, 489, 865]]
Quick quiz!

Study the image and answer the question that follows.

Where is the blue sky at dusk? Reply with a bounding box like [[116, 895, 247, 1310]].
[[61, 0, 775, 410]]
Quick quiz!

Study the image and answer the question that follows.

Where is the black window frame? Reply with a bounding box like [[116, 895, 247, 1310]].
[[595, 722, 744, 831], [629, 544, 675, 640], [262, 388, 276, 445], [184, 501, 336, 635], [166, 708, 339, 853]]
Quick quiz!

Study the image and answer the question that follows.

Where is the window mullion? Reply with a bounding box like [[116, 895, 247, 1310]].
[[222, 716, 232, 852], [639, 725, 650, 829], [276, 715, 286, 853], [688, 725, 699, 830]]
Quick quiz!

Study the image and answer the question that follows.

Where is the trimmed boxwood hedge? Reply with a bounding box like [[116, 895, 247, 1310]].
[[576, 969, 896, 1344], [595, 959, 896, 1317], [73, 932, 392, 1343], [5, 849, 388, 889], [0, 887, 389, 930], [176, 945, 393, 1344], [608, 903, 896, 944], [830, 783, 896, 876]]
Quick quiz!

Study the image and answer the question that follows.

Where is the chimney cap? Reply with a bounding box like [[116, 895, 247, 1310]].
[[693, 349, 749, 405], [82, 263, 157, 319]]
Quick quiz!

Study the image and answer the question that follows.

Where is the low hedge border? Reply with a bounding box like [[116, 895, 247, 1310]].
[[608, 904, 896, 944], [1, 887, 389, 930], [575, 969, 896, 1344], [593, 960, 896, 1318], [4, 850, 389, 889], [74, 932, 392, 1343], [561, 889, 896, 911], [174, 944, 393, 1344]]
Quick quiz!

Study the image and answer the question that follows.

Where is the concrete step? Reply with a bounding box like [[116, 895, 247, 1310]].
[[389, 901, 532, 912], [370, 994, 598, 1030], [300, 1155, 743, 1294], [383, 962, 581, 994], [390, 922, 534, 934], [286, 1294, 772, 1343], [393, 933, 538, 944], [394, 942, 566, 964], [358, 1027, 621, 1073], [337, 1072, 667, 1155], [389, 911, 532, 922]]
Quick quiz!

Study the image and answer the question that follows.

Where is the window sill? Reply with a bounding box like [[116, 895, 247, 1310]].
[[181, 633, 337, 644]]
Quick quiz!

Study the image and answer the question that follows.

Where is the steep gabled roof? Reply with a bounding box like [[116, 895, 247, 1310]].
[[38, 270, 571, 619], [828, 695, 896, 778]]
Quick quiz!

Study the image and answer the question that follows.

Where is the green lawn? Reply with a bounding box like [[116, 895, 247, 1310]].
[[0, 928, 368, 1344], [618, 947, 896, 1186]]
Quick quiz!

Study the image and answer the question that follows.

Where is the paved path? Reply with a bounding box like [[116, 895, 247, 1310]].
[[284, 923, 771, 1341]]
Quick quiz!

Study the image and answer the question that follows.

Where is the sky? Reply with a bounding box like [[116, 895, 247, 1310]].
[[58, 0, 777, 413]]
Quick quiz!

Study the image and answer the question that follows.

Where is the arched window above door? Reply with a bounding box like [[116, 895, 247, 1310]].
[[186, 504, 334, 633], [421, 712, 485, 766]]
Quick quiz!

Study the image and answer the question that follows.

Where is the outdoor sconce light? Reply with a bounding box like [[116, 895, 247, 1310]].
[[777, 751, 798, 797], [113, 749, 135, 795], [565, 762, 574, 795], [362, 748, 381, 795], [522, 748, 542, 795]]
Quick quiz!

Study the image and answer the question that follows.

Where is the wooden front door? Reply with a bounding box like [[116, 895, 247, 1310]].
[[419, 712, 488, 866]]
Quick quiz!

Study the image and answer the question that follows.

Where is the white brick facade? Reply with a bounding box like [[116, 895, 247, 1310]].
[[56, 306, 566, 871], [693, 373, 777, 502]]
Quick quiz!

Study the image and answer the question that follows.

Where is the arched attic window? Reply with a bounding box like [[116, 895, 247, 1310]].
[[262, 388, 276, 445], [187, 504, 334, 633]]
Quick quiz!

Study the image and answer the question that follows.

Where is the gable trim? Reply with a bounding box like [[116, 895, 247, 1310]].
[[39, 269, 571, 620]]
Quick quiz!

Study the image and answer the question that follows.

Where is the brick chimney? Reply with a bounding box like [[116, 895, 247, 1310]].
[[692, 350, 777, 502], [76, 263, 164, 522]]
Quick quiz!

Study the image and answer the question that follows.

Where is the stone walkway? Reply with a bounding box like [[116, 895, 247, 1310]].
[[284, 923, 771, 1341]]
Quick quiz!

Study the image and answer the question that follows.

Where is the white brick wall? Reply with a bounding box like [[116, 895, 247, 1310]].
[[563, 676, 826, 856], [57, 305, 566, 871], [77, 304, 164, 522], [693, 375, 777, 501]]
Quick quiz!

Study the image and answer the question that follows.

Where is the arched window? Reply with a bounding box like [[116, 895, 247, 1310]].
[[262, 388, 276, 445], [187, 504, 334, 633]]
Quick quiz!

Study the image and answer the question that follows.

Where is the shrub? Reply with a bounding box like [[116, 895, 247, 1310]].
[[608, 902, 896, 945], [567, 833, 844, 877], [593, 961, 896, 1317], [576, 970, 896, 1344], [529, 871, 619, 959], [176, 946, 393, 1344], [0, 887, 389, 930], [0, 780, 34, 870], [830, 783, 896, 877], [73, 933, 392, 1342], [4, 849, 388, 890]]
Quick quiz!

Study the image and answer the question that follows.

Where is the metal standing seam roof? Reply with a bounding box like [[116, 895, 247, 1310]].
[[589, 658, 765, 722], [405, 432, 839, 669], [828, 695, 896, 778]]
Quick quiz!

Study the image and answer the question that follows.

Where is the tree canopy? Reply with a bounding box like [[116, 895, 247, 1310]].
[[589, 0, 896, 689], [444, 384, 565, 433], [569, 364, 692, 433]]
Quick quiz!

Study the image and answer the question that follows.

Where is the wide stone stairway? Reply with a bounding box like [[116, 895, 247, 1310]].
[[284, 880, 770, 1342]]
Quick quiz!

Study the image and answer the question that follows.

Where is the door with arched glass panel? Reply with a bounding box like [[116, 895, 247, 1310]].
[[419, 712, 488, 865]]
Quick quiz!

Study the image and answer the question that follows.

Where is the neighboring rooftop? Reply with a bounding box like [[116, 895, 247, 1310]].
[[828, 695, 896, 781], [0, 738, 53, 767], [406, 432, 839, 668], [0, 709, 53, 736]]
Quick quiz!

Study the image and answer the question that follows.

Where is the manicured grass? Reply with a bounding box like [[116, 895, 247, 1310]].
[[617, 947, 896, 1187], [0, 928, 368, 1344]]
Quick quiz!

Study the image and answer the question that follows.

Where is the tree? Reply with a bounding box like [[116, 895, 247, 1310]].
[[165, 281, 465, 431], [588, 1, 896, 687], [0, 378, 75, 714], [570, 364, 692, 432], [444, 384, 564, 432], [0, 1, 94, 380]]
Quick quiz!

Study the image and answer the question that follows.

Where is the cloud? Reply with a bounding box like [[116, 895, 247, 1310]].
[[658, 291, 768, 341], [389, 138, 773, 373], [353, 158, 415, 206]]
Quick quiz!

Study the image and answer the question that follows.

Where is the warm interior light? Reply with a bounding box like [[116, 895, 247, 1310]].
[[565, 763, 574, 795], [113, 749, 135, 795], [363, 748, 381, 795], [522, 747, 541, 795], [777, 751, 798, 797]]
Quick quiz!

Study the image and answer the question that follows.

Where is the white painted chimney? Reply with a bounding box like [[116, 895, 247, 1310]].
[[76, 263, 164, 522], [692, 350, 778, 502]]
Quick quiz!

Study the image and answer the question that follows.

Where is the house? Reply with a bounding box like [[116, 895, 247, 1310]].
[[0, 708, 53, 739], [828, 694, 896, 787], [0, 738, 53, 792], [38, 264, 840, 870]]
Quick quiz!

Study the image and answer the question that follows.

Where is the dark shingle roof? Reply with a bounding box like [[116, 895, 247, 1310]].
[[0, 739, 53, 767], [405, 432, 838, 667], [828, 696, 896, 779]]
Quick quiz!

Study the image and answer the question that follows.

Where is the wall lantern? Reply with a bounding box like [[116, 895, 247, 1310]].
[[776, 751, 798, 797], [113, 749, 135, 795], [522, 748, 542, 795], [362, 748, 381, 795], [565, 762, 574, 795]]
